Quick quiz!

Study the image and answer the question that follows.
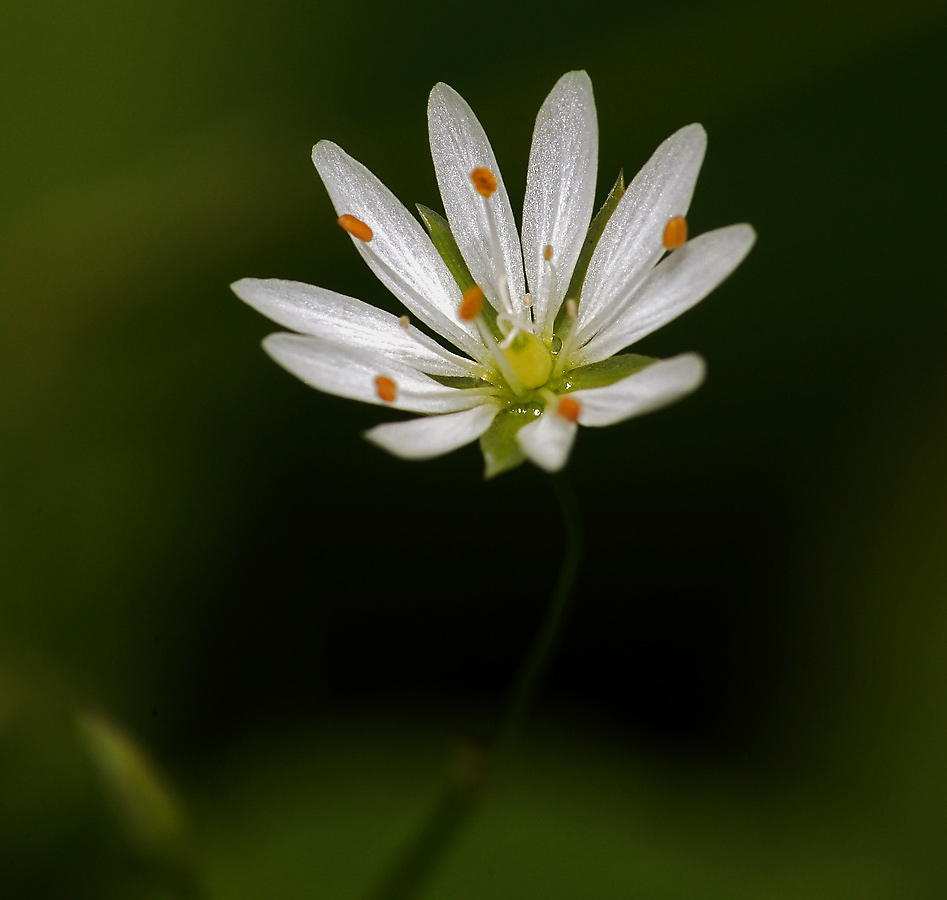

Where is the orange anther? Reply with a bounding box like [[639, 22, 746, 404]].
[[337, 214, 373, 242], [662, 215, 688, 251], [459, 285, 485, 321], [470, 167, 497, 198], [375, 376, 397, 402], [543, 244, 554, 261], [557, 396, 581, 423]]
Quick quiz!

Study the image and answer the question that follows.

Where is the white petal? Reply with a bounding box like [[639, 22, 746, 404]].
[[233, 278, 479, 377], [516, 410, 578, 473], [574, 124, 707, 343], [571, 353, 706, 427], [263, 333, 486, 414], [574, 225, 756, 365], [311, 141, 487, 364], [428, 83, 527, 315], [522, 71, 598, 336], [364, 403, 499, 460]]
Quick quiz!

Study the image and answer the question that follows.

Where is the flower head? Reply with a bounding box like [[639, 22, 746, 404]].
[[233, 71, 755, 475]]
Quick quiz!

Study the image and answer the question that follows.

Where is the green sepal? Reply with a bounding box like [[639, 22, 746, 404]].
[[563, 353, 658, 392], [416, 204, 476, 292], [429, 374, 488, 391], [77, 711, 187, 859], [556, 170, 625, 333], [479, 404, 541, 479], [417, 203, 500, 337]]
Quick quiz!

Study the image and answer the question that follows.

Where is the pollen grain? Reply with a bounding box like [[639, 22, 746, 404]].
[[470, 167, 497, 198], [338, 214, 373, 242], [459, 285, 485, 321], [375, 376, 397, 403], [662, 215, 688, 251], [557, 396, 581, 423]]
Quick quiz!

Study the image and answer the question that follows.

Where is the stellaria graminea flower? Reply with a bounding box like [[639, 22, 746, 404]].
[[233, 71, 755, 475]]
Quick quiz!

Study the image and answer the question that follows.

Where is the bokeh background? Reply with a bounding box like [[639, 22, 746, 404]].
[[3, 0, 947, 897]]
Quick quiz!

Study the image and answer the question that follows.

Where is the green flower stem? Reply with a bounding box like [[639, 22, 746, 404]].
[[153, 860, 208, 900], [367, 472, 582, 900], [366, 783, 480, 900], [491, 472, 582, 768]]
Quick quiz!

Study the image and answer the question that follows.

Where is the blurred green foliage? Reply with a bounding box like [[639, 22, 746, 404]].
[[2, 0, 946, 896]]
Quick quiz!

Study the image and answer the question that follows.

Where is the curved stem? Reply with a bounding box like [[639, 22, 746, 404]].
[[366, 472, 583, 900], [366, 785, 479, 900], [492, 471, 582, 767]]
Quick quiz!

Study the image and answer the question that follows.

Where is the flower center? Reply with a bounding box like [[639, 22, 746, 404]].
[[501, 331, 552, 390]]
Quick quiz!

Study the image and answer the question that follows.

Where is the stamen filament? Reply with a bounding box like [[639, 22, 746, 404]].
[[470, 168, 517, 318], [487, 209, 513, 313], [552, 299, 580, 379], [540, 244, 560, 339]]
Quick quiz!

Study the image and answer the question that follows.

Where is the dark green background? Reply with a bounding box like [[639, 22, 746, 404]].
[[2, 0, 947, 896]]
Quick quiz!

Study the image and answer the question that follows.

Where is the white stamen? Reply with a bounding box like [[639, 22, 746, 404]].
[[538, 244, 564, 339], [543, 246, 559, 295], [475, 185, 521, 322], [493, 264, 513, 315]]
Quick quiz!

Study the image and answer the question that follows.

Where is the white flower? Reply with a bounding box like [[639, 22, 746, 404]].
[[233, 71, 755, 475]]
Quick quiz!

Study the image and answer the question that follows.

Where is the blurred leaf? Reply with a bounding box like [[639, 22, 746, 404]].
[[197, 714, 898, 900], [77, 711, 186, 860]]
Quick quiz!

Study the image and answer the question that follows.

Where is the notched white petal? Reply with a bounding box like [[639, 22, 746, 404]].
[[263, 333, 485, 415], [311, 141, 487, 363], [233, 278, 478, 377], [427, 82, 527, 313], [575, 224, 756, 364], [576, 123, 707, 342], [572, 353, 706, 427], [364, 403, 499, 460], [523, 70, 598, 336], [516, 410, 578, 473]]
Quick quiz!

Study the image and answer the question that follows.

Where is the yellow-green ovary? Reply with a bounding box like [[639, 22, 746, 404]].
[[502, 331, 553, 390]]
